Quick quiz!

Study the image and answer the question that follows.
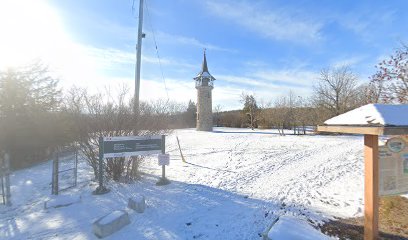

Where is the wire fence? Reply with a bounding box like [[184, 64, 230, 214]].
[[51, 146, 79, 195]]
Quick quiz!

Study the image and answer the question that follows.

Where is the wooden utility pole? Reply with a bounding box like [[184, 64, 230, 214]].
[[134, 0, 144, 115], [364, 134, 379, 240]]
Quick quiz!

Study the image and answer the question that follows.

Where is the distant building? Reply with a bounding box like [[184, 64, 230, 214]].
[[194, 50, 215, 131]]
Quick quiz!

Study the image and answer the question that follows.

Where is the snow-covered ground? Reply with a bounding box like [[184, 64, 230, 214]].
[[1, 127, 369, 239]]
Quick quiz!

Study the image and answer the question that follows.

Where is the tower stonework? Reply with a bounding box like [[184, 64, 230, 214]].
[[194, 50, 215, 131]]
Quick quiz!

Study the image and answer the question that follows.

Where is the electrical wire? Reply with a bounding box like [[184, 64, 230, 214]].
[[144, 0, 170, 101]]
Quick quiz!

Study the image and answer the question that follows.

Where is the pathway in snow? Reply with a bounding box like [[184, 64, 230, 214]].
[[147, 128, 364, 218]]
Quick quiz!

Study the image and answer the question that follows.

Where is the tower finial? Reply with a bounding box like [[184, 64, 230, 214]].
[[202, 49, 208, 73]]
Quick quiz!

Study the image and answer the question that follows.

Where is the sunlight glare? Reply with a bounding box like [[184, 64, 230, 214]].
[[0, 0, 70, 69]]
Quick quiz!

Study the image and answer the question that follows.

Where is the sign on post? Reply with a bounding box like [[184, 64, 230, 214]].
[[102, 136, 162, 158], [379, 136, 408, 196], [158, 154, 170, 166], [93, 135, 169, 195]]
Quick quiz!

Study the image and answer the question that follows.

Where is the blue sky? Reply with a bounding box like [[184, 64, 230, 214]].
[[1, 0, 407, 110]]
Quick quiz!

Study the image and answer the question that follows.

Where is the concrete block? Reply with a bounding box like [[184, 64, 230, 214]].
[[128, 195, 146, 213], [92, 210, 130, 238]]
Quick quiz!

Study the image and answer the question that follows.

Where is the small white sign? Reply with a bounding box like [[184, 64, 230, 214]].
[[158, 154, 170, 166]]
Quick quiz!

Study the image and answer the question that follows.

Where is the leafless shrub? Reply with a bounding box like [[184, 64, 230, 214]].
[[63, 86, 173, 182]]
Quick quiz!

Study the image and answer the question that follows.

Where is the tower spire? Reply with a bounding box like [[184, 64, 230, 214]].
[[202, 48, 208, 73], [195, 48, 215, 80]]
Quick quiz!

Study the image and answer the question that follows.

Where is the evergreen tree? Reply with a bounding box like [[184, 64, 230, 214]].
[[0, 62, 67, 169], [241, 94, 258, 129], [183, 100, 197, 128]]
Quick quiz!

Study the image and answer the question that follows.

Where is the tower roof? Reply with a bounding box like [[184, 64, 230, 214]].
[[195, 49, 215, 80], [202, 50, 209, 73]]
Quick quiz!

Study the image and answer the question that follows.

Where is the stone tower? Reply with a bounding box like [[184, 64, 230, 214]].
[[194, 50, 215, 131]]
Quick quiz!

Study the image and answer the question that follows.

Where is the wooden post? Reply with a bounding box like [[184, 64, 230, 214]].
[[364, 134, 379, 240]]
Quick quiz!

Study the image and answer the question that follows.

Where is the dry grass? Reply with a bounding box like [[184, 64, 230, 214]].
[[321, 196, 408, 240]]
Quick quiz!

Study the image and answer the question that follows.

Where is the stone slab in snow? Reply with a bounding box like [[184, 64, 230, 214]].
[[324, 104, 408, 126], [267, 216, 330, 240], [44, 195, 81, 209], [93, 210, 130, 238], [128, 195, 146, 213]]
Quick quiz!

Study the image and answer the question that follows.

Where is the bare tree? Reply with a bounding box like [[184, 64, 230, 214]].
[[313, 66, 360, 118], [257, 99, 273, 129], [64, 86, 171, 182], [213, 104, 222, 127], [273, 96, 288, 136], [370, 44, 408, 103]]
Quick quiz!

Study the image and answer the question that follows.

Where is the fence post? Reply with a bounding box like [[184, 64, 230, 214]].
[[52, 151, 59, 195], [74, 148, 78, 187], [4, 153, 11, 206], [0, 165, 6, 204]]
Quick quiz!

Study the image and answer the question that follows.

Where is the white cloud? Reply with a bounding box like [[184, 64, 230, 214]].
[[155, 31, 236, 52], [330, 55, 366, 69], [253, 69, 318, 87], [209, 67, 319, 110], [204, 0, 323, 44], [337, 10, 396, 39], [141, 77, 194, 102]]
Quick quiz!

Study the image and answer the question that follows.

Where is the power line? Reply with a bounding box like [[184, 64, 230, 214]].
[[144, 0, 170, 101]]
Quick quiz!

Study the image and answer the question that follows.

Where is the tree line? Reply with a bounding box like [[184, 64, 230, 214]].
[[217, 44, 408, 134]]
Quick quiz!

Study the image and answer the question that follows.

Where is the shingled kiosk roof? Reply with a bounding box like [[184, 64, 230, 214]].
[[317, 104, 408, 135]]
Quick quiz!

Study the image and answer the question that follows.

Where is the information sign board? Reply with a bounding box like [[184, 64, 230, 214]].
[[379, 136, 408, 196], [94, 135, 169, 194], [102, 136, 162, 158]]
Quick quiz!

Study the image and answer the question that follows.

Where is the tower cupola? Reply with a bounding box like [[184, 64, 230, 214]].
[[194, 49, 215, 88]]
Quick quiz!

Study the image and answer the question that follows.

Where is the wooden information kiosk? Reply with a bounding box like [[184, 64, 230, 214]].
[[318, 104, 408, 240]]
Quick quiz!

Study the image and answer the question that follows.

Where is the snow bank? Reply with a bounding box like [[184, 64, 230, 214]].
[[267, 216, 330, 240], [324, 104, 408, 126], [44, 194, 81, 209]]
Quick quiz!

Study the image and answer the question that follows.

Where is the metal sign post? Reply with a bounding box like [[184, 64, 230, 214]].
[[93, 137, 110, 195], [156, 135, 170, 186]]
